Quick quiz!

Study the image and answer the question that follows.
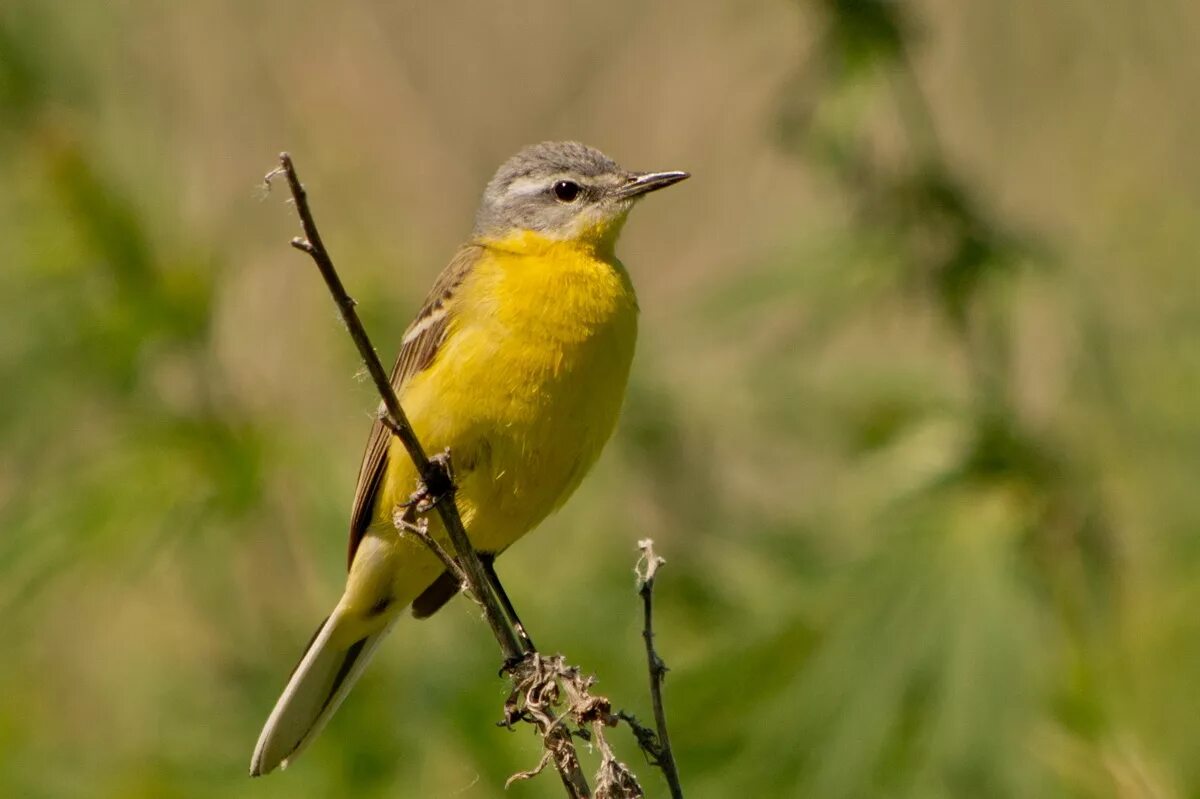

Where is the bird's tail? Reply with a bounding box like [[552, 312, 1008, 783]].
[[250, 612, 394, 776]]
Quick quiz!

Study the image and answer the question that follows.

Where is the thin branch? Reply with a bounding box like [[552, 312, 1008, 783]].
[[271, 152, 520, 660], [615, 710, 664, 765], [635, 539, 684, 799], [391, 511, 464, 589]]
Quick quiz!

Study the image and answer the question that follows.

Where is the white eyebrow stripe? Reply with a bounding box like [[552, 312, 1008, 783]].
[[505, 176, 550, 197], [505, 173, 589, 198]]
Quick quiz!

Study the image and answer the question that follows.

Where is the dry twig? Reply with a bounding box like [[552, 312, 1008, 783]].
[[266, 154, 523, 660], [391, 512, 466, 593], [634, 539, 684, 799], [268, 153, 590, 796], [503, 655, 643, 799]]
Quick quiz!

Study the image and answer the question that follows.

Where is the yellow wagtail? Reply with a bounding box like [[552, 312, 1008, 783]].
[[251, 141, 688, 775]]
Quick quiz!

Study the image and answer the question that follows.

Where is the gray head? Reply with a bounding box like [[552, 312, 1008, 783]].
[[472, 141, 688, 247]]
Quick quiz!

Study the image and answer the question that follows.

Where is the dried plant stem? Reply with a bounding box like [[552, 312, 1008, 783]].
[[635, 540, 684, 799], [271, 152, 521, 660]]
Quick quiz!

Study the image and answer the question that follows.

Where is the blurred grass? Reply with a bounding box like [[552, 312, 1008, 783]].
[[2, 0, 1199, 797]]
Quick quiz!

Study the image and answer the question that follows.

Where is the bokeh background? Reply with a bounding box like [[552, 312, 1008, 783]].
[[2, 1, 1198, 797]]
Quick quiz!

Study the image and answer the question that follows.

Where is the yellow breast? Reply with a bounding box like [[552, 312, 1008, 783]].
[[380, 231, 638, 554]]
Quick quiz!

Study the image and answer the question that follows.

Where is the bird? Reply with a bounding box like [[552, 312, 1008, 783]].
[[250, 141, 688, 776]]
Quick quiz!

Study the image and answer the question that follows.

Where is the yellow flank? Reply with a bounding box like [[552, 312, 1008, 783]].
[[338, 229, 638, 633]]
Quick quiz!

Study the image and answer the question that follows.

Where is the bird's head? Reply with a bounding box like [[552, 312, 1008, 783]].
[[472, 141, 688, 252]]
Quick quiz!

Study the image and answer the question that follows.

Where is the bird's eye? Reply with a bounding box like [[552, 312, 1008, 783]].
[[552, 180, 581, 202]]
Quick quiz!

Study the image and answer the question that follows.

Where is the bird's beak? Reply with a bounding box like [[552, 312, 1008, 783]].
[[616, 170, 690, 199]]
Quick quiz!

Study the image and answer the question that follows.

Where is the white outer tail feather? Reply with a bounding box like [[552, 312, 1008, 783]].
[[250, 613, 395, 776]]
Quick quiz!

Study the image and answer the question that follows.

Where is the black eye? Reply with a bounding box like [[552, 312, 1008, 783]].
[[552, 180, 581, 202]]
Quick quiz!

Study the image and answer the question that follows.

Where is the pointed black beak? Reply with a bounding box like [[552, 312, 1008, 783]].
[[616, 170, 690, 199]]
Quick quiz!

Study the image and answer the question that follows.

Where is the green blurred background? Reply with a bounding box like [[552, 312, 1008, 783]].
[[2, 1, 1198, 797]]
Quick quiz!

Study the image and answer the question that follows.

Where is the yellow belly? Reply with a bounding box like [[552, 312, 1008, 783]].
[[359, 235, 638, 611]]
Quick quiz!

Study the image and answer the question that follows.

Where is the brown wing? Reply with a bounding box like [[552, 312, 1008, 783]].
[[345, 244, 483, 568]]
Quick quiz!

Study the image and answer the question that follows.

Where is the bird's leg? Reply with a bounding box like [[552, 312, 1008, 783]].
[[406, 450, 536, 659], [403, 449, 457, 515], [480, 553, 537, 656]]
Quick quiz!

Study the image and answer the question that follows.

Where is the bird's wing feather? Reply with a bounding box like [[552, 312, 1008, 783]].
[[346, 244, 483, 567]]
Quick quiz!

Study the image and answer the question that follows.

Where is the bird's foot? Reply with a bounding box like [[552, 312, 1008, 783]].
[[405, 449, 457, 514]]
